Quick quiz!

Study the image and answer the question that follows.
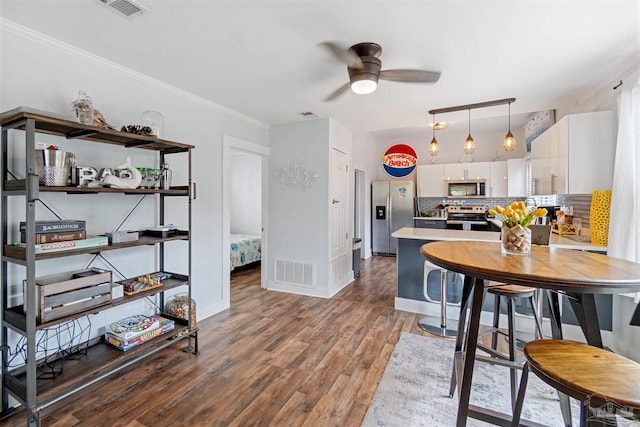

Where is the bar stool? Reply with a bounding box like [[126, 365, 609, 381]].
[[449, 282, 544, 412], [512, 340, 640, 426], [418, 260, 462, 337], [483, 283, 544, 410]]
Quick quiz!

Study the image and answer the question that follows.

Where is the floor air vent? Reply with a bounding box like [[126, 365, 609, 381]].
[[97, 0, 148, 17], [275, 259, 315, 287]]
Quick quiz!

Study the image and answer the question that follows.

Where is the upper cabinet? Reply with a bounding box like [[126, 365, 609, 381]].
[[531, 111, 613, 195], [443, 161, 491, 181], [507, 158, 527, 197], [417, 164, 445, 197], [488, 161, 507, 197]]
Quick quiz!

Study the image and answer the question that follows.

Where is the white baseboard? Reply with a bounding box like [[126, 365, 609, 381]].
[[328, 274, 354, 298], [395, 297, 614, 347], [199, 298, 230, 320]]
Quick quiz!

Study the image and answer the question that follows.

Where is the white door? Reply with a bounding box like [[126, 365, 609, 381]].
[[330, 147, 349, 260]]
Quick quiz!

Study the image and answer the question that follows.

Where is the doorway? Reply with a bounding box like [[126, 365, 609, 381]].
[[222, 135, 270, 308]]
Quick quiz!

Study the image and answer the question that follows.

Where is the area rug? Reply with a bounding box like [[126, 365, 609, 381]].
[[362, 332, 581, 427]]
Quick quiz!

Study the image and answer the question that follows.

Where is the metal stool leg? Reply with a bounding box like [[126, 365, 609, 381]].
[[507, 296, 518, 411], [418, 261, 458, 337], [491, 293, 501, 351]]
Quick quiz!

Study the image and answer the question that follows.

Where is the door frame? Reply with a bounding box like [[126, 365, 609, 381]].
[[222, 135, 270, 306]]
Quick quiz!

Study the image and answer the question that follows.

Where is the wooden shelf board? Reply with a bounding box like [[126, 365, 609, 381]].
[[3, 233, 189, 261], [4, 273, 188, 332], [0, 107, 194, 152], [3, 324, 196, 407]]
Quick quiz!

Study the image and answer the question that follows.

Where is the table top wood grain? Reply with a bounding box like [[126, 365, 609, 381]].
[[420, 240, 640, 294]]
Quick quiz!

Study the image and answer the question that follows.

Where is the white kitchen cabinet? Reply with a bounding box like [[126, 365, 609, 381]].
[[489, 161, 508, 197], [531, 111, 613, 195], [507, 158, 527, 197], [443, 162, 490, 181], [417, 164, 445, 197]]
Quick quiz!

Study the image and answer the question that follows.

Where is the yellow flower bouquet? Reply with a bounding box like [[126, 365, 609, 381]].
[[489, 202, 548, 255]]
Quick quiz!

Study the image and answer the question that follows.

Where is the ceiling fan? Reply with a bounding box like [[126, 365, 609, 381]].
[[320, 41, 441, 101]]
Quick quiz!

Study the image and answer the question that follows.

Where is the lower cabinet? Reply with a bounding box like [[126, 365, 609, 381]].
[[414, 218, 446, 229]]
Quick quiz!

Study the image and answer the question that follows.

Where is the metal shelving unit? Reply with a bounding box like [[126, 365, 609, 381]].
[[0, 107, 196, 426]]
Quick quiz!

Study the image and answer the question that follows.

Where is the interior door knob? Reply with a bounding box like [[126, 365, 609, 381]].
[[332, 199, 340, 204]]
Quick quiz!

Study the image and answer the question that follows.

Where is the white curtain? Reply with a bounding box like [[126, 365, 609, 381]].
[[608, 70, 640, 302]]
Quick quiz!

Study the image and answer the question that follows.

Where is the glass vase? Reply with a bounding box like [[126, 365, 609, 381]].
[[71, 91, 94, 125], [501, 225, 532, 255], [140, 110, 164, 138]]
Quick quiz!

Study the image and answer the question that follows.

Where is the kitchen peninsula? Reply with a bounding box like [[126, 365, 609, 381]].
[[392, 227, 610, 327]]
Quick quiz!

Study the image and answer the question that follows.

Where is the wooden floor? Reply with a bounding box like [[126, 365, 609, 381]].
[[0, 256, 436, 427]]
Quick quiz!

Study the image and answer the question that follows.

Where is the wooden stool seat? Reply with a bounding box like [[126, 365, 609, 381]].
[[512, 340, 640, 426], [526, 340, 640, 408], [487, 282, 537, 296]]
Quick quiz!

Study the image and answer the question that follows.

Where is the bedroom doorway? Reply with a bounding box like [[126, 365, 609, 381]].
[[222, 135, 270, 308]]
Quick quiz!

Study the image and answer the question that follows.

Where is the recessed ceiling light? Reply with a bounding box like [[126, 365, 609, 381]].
[[429, 121, 448, 130]]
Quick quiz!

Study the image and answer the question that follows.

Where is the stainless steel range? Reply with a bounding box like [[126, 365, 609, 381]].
[[446, 205, 489, 231]]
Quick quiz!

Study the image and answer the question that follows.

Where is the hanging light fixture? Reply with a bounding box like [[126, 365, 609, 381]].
[[429, 113, 440, 156], [503, 101, 516, 151], [463, 109, 475, 154]]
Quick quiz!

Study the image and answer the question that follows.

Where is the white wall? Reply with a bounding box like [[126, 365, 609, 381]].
[[0, 22, 269, 327], [267, 119, 330, 295], [230, 152, 261, 235]]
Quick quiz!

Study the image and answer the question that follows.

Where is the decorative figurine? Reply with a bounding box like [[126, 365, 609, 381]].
[[102, 157, 142, 189]]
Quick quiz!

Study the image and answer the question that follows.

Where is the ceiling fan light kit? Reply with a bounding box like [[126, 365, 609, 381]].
[[321, 41, 440, 100]]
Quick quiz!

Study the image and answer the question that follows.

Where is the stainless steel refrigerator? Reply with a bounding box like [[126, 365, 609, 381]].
[[372, 180, 415, 255]]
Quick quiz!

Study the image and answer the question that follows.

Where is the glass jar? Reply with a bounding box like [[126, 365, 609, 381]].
[[140, 110, 164, 138], [165, 293, 196, 331], [71, 91, 94, 125], [501, 225, 532, 255]]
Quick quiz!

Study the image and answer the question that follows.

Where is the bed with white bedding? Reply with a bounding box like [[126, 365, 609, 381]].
[[230, 233, 261, 270]]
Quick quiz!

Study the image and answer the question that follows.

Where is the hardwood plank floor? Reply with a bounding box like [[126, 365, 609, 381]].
[[1, 256, 438, 427]]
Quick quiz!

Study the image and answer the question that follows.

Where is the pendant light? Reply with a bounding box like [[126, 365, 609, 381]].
[[463, 109, 475, 154], [503, 101, 516, 151], [428, 113, 440, 156]]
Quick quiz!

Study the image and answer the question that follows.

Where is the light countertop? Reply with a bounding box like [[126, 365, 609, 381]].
[[487, 218, 606, 252], [413, 216, 447, 221], [392, 227, 607, 252], [392, 227, 500, 242]]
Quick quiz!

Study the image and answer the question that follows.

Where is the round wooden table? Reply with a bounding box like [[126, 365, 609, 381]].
[[421, 240, 640, 427]]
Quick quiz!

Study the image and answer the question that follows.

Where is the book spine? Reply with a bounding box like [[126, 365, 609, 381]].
[[21, 230, 87, 244], [19, 220, 86, 234], [14, 236, 108, 254]]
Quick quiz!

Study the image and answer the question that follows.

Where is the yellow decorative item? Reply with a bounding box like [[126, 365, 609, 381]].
[[590, 190, 612, 246], [489, 201, 548, 255]]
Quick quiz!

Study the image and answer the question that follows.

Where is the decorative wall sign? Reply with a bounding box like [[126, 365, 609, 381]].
[[273, 156, 319, 191], [382, 144, 417, 178]]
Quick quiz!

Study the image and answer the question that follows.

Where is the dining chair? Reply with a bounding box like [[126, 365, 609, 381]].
[[512, 340, 640, 427]]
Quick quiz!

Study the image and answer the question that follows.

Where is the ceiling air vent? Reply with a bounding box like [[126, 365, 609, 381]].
[[97, 0, 148, 17]]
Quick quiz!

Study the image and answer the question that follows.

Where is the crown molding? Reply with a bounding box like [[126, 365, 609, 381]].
[[0, 18, 270, 130]]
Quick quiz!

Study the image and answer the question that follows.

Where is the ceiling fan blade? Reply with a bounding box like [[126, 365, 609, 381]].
[[319, 41, 363, 69], [323, 82, 351, 102], [380, 69, 441, 83]]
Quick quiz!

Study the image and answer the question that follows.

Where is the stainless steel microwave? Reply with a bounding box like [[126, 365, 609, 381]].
[[445, 179, 486, 199]]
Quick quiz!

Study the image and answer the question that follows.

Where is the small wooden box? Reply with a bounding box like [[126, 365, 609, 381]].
[[28, 268, 112, 323]]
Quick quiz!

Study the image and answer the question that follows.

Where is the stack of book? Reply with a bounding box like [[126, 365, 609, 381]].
[[104, 314, 175, 351], [17, 220, 108, 253]]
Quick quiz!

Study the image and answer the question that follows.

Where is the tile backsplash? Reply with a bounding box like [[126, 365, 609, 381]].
[[417, 194, 593, 229]]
